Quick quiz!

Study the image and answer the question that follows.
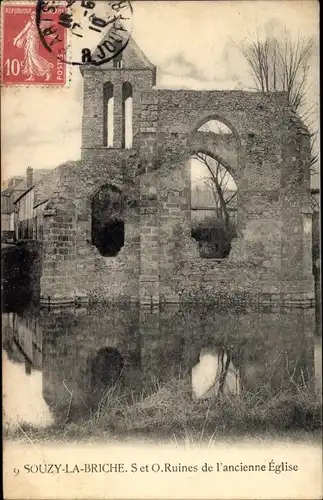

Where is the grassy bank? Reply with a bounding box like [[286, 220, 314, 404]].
[[4, 376, 322, 444], [87, 377, 322, 438]]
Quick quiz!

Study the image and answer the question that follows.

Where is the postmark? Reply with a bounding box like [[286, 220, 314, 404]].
[[36, 0, 133, 66], [1, 2, 67, 85]]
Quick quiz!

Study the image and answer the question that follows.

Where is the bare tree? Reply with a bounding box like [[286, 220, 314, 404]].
[[194, 152, 236, 231], [239, 29, 318, 173], [194, 120, 237, 228], [240, 30, 314, 114]]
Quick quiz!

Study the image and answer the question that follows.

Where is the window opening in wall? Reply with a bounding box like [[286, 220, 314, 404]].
[[113, 43, 123, 68], [122, 82, 133, 149], [113, 59, 123, 69], [191, 153, 237, 259], [191, 119, 238, 259], [91, 185, 124, 257], [199, 120, 232, 134], [103, 82, 114, 147]]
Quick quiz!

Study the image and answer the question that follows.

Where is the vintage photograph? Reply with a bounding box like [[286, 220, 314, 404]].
[[1, 1, 321, 498]]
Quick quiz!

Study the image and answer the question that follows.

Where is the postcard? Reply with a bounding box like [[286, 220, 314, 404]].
[[1, 1, 321, 499]]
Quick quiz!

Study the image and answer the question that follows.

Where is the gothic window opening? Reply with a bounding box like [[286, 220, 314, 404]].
[[190, 119, 238, 259], [103, 82, 114, 147], [91, 185, 124, 257], [191, 153, 237, 259], [122, 82, 133, 149]]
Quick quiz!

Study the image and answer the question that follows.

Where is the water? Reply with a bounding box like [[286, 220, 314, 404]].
[[2, 303, 321, 430]]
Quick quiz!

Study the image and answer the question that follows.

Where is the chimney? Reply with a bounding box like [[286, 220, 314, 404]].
[[26, 167, 33, 188]]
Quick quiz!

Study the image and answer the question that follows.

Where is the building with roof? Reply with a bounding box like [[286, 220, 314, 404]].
[[1, 168, 52, 242], [1, 176, 24, 234], [4, 34, 316, 307]]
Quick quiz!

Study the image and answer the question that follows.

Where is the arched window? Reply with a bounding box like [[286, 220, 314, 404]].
[[122, 82, 133, 149], [190, 119, 238, 259], [91, 185, 124, 257], [103, 82, 114, 147]]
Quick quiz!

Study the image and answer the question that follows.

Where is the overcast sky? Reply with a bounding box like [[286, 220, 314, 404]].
[[2, 0, 319, 186]]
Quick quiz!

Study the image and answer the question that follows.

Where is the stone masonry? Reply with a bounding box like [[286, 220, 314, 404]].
[[38, 35, 314, 306]]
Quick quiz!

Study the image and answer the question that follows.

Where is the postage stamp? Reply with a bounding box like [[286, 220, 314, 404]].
[[1, 2, 67, 85], [36, 0, 133, 66]]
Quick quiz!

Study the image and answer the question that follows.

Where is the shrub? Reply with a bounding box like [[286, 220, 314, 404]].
[[191, 216, 237, 258]]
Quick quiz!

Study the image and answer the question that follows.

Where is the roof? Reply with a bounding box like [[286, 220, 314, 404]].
[[12, 169, 53, 204], [89, 28, 156, 75], [12, 179, 27, 196]]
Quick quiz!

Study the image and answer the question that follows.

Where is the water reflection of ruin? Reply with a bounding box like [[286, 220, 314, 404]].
[[2, 305, 318, 423]]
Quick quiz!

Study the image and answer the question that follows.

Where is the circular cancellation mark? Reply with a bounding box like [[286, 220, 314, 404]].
[[36, 0, 133, 66]]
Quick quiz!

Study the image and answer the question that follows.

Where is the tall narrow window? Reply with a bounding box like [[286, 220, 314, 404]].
[[113, 52, 123, 68], [113, 42, 123, 68], [103, 82, 114, 147], [122, 82, 133, 149]]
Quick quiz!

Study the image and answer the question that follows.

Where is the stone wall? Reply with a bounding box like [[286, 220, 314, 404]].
[[152, 89, 313, 305], [38, 72, 314, 306], [1, 214, 10, 231], [81, 69, 155, 150], [39, 152, 141, 303]]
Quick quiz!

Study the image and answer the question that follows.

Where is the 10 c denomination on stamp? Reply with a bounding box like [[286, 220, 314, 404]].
[[1, 2, 67, 85]]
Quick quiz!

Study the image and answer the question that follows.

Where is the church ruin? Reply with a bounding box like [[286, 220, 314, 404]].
[[37, 35, 314, 306]]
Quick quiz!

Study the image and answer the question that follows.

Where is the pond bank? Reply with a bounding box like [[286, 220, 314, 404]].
[[4, 376, 322, 444]]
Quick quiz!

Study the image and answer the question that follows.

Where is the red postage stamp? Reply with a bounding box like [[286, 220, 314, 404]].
[[1, 2, 67, 85]]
